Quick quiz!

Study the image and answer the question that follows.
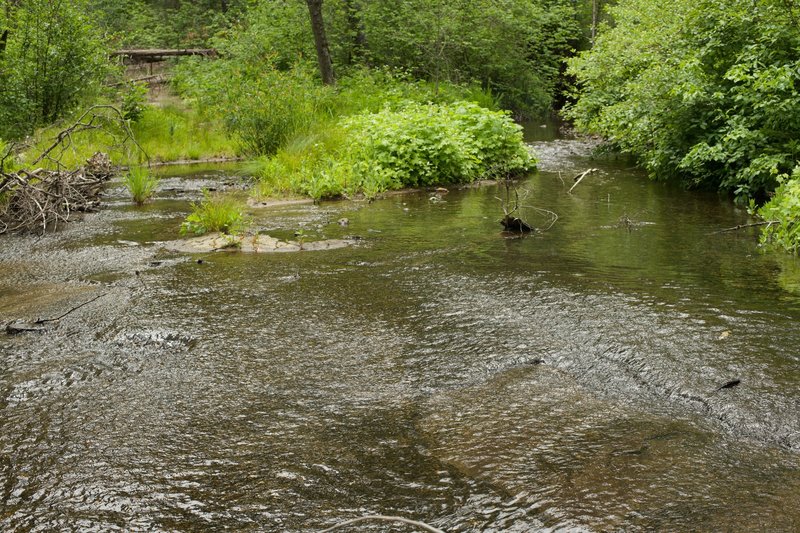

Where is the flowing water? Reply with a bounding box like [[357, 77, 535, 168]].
[[1, 132, 799, 532]]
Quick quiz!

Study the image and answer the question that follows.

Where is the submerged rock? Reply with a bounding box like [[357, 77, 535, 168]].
[[163, 232, 354, 254]]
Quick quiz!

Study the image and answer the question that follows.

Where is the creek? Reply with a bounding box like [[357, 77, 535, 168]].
[[1, 129, 799, 531]]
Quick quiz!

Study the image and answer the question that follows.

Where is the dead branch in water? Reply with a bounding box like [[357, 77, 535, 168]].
[[709, 221, 773, 234], [495, 178, 558, 233], [35, 292, 108, 324], [0, 105, 148, 234], [568, 168, 598, 194]]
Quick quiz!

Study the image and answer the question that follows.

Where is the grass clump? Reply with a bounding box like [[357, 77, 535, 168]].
[[124, 166, 159, 205], [180, 190, 246, 236]]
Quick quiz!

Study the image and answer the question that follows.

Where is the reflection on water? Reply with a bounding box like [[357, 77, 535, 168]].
[[0, 140, 799, 531]]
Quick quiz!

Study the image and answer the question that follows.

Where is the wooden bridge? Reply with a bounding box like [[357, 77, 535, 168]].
[[111, 48, 217, 64]]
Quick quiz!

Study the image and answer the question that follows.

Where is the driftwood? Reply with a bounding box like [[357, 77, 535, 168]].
[[501, 215, 533, 232], [709, 221, 772, 234], [496, 179, 558, 233], [0, 154, 113, 234]]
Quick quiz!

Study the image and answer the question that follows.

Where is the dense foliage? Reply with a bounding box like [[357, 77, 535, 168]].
[[567, 0, 800, 203], [344, 102, 531, 189], [173, 0, 580, 119], [88, 0, 246, 47], [343, 0, 579, 116], [0, 0, 111, 138]]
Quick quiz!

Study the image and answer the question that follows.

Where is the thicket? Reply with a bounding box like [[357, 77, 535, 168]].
[[88, 0, 246, 48], [342, 0, 579, 116], [567, 0, 800, 202], [0, 0, 111, 139], [173, 0, 580, 119]]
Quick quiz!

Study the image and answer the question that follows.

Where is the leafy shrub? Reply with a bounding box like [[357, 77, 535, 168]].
[[0, 0, 112, 139], [567, 0, 800, 202], [343, 102, 532, 189], [758, 167, 800, 255], [181, 191, 246, 235], [253, 101, 533, 200], [124, 166, 158, 205]]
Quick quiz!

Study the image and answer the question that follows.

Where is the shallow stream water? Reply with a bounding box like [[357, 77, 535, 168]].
[[1, 132, 799, 531]]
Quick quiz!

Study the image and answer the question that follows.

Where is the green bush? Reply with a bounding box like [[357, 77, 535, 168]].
[[758, 167, 800, 255], [253, 101, 533, 200], [181, 191, 246, 236], [567, 0, 800, 202], [343, 102, 532, 189], [0, 0, 112, 139], [124, 166, 159, 205]]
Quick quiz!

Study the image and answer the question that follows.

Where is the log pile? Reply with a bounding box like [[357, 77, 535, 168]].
[[0, 152, 115, 234]]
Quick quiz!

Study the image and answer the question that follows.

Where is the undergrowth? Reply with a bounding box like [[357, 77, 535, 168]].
[[758, 167, 800, 255]]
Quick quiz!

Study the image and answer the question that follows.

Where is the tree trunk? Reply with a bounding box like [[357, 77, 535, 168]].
[[306, 0, 335, 85]]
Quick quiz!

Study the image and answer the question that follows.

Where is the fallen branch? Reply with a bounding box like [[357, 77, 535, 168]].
[[319, 515, 445, 533], [35, 292, 107, 324], [568, 168, 598, 194], [5, 292, 107, 335], [709, 221, 773, 234]]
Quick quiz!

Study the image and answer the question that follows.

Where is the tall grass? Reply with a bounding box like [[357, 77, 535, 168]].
[[124, 166, 159, 205], [16, 103, 237, 171]]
